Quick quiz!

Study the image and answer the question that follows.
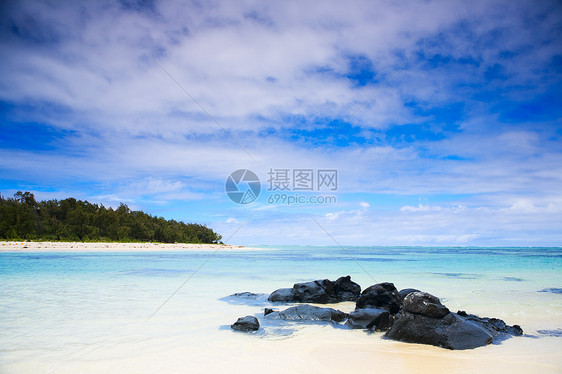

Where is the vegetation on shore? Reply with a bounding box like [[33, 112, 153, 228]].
[[0, 191, 222, 244]]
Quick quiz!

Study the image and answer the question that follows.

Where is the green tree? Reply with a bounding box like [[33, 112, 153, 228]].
[[0, 192, 222, 244]]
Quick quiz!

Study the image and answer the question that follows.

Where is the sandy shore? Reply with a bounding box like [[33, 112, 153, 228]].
[[0, 241, 254, 252], [1, 245, 560, 373]]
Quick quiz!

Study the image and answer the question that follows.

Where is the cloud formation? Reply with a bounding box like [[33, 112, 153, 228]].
[[1, 0, 561, 245]]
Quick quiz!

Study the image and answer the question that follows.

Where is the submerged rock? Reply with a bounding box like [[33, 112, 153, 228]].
[[265, 304, 347, 323], [229, 292, 263, 299], [345, 308, 392, 331], [355, 282, 402, 314], [267, 276, 361, 303], [538, 288, 562, 294], [220, 292, 269, 306], [231, 316, 260, 332], [537, 329, 562, 337]]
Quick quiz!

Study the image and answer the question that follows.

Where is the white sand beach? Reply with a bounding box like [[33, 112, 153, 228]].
[[0, 241, 253, 252], [1, 246, 560, 373]]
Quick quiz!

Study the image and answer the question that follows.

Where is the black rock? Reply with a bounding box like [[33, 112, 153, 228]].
[[262, 278, 524, 350], [384, 292, 524, 349], [265, 304, 347, 323], [230, 292, 262, 298], [333, 276, 363, 301], [355, 282, 402, 314], [268, 288, 295, 302], [385, 310, 494, 350], [267, 276, 361, 303], [220, 292, 269, 306], [512, 325, 525, 336], [292, 280, 330, 303], [231, 316, 260, 332], [459, 312, 524, 336], [403, 292, 450, 318], [398, 288, 420, 300], [345, 308, 392, 331]]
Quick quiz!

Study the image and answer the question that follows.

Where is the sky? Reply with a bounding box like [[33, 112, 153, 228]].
[[1, 0, 561, 246]]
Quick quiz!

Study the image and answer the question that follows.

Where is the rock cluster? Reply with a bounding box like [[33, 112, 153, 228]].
[[268, 275, 361, 303], [230, 276, 523, 350]]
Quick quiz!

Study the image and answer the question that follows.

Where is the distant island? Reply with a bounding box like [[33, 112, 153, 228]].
[[0, 191, 222, 244]]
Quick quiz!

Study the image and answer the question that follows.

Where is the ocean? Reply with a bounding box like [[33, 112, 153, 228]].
[[0, 246, 561, 373]]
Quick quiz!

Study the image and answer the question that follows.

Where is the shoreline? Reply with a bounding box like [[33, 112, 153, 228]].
[[0, 241, 256, 252], [0, 244, 560, 373]]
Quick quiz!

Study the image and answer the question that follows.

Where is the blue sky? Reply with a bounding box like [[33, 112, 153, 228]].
[[1, 0, 561, 246]]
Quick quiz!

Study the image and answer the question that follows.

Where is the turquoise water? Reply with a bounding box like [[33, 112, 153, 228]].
[[0, 246, 561, 373], [2, 246, 560, 291], [1, 246, 561, 313]]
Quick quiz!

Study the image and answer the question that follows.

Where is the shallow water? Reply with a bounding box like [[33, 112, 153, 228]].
[[0, 246, 561, 373]]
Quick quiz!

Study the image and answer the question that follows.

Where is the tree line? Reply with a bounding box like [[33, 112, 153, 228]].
[[0, 191, 222, 243]]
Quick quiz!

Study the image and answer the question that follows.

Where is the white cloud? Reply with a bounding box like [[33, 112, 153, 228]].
[[1, 0, 561, 245], [2, 0, 557, 136], [400, 204, 443, 212]]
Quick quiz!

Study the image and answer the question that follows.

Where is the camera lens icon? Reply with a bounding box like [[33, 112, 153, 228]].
[[225, 169, 261, 204]]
